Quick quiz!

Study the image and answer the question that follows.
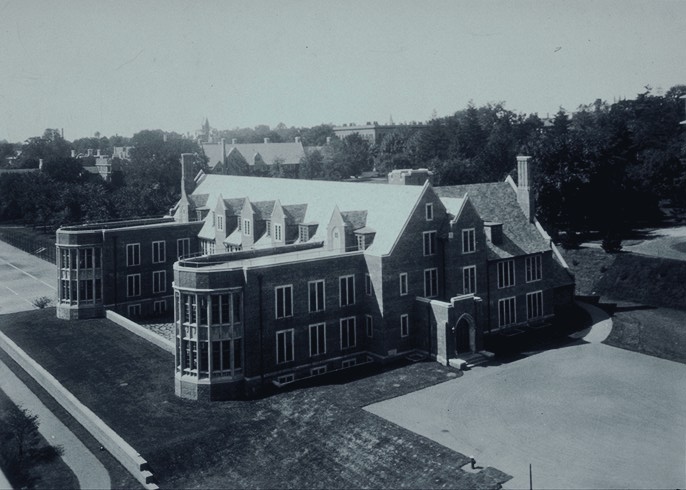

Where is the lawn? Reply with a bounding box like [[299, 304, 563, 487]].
[[0, 308, 510, 489]]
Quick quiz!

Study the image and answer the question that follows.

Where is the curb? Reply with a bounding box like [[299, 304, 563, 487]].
[[0, 330, 159, 489], [105, 310, 174, 354]]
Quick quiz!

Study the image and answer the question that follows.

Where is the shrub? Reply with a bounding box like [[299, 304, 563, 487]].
[[31, 297, 52, 309], [560, 231, 581, 250], [601, 235, 623, 254]]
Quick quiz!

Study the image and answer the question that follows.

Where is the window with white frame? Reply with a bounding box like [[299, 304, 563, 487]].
[[525, 254, 542, 282], [498, 297, 516, 327], [177, 238, 190, 258], [152, 270, 166, 294], [365, 274, 372, 296], [274, 223, 283, 241], [309, 323, 326, 357], [424, 268, 438, 297], [399, 273, 408, 296], [217, 215, 223, 231], [400, 314, 409, 337], [339, 275, 355, 306], [266, 220, 271, 237], [340, 317, 356, 349], [342, 358, 357, 368], [311, 366, 327, 376], [126, 243, 140, 267], [299, 225, 309, 242], [128, 304, 141, 317], [527, 291, 544, 320], [462, 228, 476, 254], [423, 230, 437, 256], [308, 280, 325, 312], [425, 202, 434, 221], [153, 300, 166, 314], [126, 274, 141, 297], [463, 265, 477, 294], [237, 218, 241, 231], [152, 241, 166, 264], [365, 315, 373, 338], [275, 285, 293, 319], [276, 329, 294, 364], [356, 234, 366, 251], [497, 260, 515, 288], [277, 374, 294, 384], [243, 219, 251, 236]]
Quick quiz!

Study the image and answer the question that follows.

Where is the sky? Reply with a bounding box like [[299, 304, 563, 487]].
[[0, 0, 684, 142]]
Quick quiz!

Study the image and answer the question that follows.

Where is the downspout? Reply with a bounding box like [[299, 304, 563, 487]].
[[257, 273, 264, 388]]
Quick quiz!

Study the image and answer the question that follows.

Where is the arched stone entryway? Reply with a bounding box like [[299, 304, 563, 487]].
[[454, 313, 476, 355]]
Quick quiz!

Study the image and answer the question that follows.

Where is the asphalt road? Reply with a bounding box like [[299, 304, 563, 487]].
[[0, 240, 57, 315], [366, 306, 686, 489]]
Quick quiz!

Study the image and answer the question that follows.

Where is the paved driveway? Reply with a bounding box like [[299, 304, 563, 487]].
[[0, 240, 56, 315], [366, 320, 686, 488]]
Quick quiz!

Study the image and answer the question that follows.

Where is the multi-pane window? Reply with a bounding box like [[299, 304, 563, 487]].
[[357, 234, 366, 251], [266, 220, 271, 237], [309, 323, 326, 357], [525, 254, 542, 282], [152, 270, 166, 294], [365, 315, 373, 338], [126, 274, 141, 297], [423, 231, 437, 256], [243, 219, 251, 236], [152, 241, 166, 264], [424, 268, 438, 298], [128, 304, 141, 317], [400, 314, 409, 337], [462, 229, 476, 254], [339, 275, 355, 306], [399, 273, 408, 296], [340, 317, 356, 349], [497, 260, 515, 288], [153, 300, 166, 314], [217, 215, 224, 231], [498, 297, 516, 327], [365, 274, 372, 296], [177, 238, 191, 258], [210, 293, 241, 324], [463, 265, 477, 294], [276, 329, 294, 364], [275, 285, 293, 319], [308, 280, 325, 312], [126, 243, 140, 267], [425, 202, 434, 221], [299, 225, 309, 242], [527, 291, 544, 320], [211, 338, 242, 374], [274, 223, 283, 241]]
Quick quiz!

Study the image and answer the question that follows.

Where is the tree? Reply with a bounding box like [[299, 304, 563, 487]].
[[299, 150, 324, 179]]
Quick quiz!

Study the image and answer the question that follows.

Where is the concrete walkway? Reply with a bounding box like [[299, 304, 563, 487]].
[[573, 301, 613, 344], [0, 358, 110, 490]]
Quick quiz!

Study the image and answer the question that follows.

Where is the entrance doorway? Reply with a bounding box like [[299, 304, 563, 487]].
[[454, 314, 476, 355]]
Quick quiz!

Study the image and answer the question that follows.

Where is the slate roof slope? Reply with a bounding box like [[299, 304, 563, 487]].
[[189, 175, 428, 256], [435, 182, 550, 259], [203, 141, 305, 169]]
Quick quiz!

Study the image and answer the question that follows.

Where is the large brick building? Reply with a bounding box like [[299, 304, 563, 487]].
[[56, 154, 574, 400]]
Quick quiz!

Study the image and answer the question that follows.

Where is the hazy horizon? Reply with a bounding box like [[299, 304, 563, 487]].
[[1, 0, 684, 142]]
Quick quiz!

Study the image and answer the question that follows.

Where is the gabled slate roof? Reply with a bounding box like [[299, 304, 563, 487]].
[[188, 174, 429, 255], [251, 201, 275, 219], [435, 182, 550, 259], [203, 141, 306, 169], [341, 210, 368, 231]]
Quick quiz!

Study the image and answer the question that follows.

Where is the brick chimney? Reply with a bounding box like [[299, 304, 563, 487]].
[[264, 137, 270, 144], [516, 156, 535, 222], [231, 138, 237, 144]]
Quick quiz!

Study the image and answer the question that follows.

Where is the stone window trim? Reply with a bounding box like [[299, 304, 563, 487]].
[[497, 259, 516, 289], [339, 275, 355, 307], [423, 268, 438, 298], [274, 223, 283, 242], [423, 230, 437, 256], [243, 219, 251, 236], [425, 202, 434, 221], [462, 228, 476, 254], [152, 270, 166, 294], [276, 328, 295, 364], [400, 314, 409, 337], [275, 285, 294, 319], [309, 322, 327, 357], [177, 238, 191, 259], [308, 280, 326, 313], [365, 314, 373, 338], [152, 240, 166, 264], [527, 290, 544, 320], [365, 273, 373, 296], [498, 296, 517, 328], [340, 316, 356, 349], [126, 243, 140, 267], [126, 273, 141, 298], [399, 272, 408, 296], [462, 265, 477, 295], [525, 254, 543, 283]]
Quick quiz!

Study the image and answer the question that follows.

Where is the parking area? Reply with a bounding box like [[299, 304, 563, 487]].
[[0, 240, 56, 315], [366, 339, 686, 489]]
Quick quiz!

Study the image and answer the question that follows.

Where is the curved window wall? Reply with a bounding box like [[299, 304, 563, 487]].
[[175, 289, 243, 380], [57, 246, 103, 305]]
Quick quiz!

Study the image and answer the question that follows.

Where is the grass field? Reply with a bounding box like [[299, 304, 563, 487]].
[[0, 308, 510, 489]]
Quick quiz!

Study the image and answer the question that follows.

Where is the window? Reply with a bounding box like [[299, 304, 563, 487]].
[[152, 270, 166, 294], [128, 304, 141, 317], [527, 291, 544, 320], [399, 273, 408, 296], [463, 265, 477, 294], [309, 323, 326, 356], [526, 254, 542, 282], [339, 275, 355, 306], [462, 229, 476, 254], [357, 234, 366, 251], [498, 297, 517, 328], [177, 238, 191, 258], [400, 314, 409, 337], [274, 223, 283, 241], [217, 215, 223, 231], [236, 218, 241, 231], [423, 268, 438, 298], [276, 329, 294, 364], [126, 274, 140, 297], [342, 358, 357, 368], [126, 243, 140, 267], [423, 231, 437, 256], [299, 225, 309, 242], [365, 315, 373, 338], [266, 220, 271, 237], [243, 219, 251, 236], [275, 285, 293, 319], [308, 280, 325, 312], [425, 202, 434, 221], [365, 274, 372, 296], [153, 300, 166, 314], [340, 317, 356, 349], [210, 293, 241, 325], [211, 338, 242, 374], [497, 260, 515, 288], [277, 374, 294, 385], [311, 366, 327, 376], [152, 241, 166, 264]]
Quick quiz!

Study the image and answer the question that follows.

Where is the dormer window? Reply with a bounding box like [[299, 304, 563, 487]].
[[299, 225, 309, 242], [217, 215, 223, 231], [425, 203, 434, 221], [266, 220, 271, 237], [274, 223, 283, 241], [243, 219, 251, 236], [357, 234, 365, 251], [237, 218, 241, 231]]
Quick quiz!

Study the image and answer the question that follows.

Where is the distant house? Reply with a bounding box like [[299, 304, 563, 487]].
[[56, 154, 574, 401], [202, 137, 306, 174], [333, 123, 425, 145]]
